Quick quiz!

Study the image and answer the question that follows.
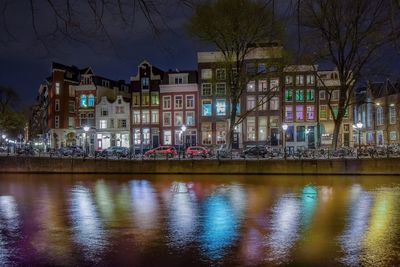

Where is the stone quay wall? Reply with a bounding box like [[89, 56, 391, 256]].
[[1, 156, 399, 175]]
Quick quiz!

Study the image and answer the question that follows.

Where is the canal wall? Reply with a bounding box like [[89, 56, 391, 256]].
[[0, 156, 399, 175]]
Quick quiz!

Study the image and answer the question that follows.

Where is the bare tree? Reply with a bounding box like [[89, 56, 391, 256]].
[[0, 0, 192, 52], [188, 0, 283, 150], [300, 0, 395, 149]]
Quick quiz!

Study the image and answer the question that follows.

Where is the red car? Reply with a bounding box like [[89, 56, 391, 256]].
[[185, 146, 210, 158], [144, 146, 177, 158]]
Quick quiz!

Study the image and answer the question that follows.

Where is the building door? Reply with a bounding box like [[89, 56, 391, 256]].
[[232, 132, 239, 149], [271, 128, 279, 146], [343, 133, 350, 147], [152, 135, 159, 148], [307, 126, 315, 149]]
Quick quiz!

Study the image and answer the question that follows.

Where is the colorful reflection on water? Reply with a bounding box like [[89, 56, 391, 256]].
[[0, 174, 399, 266]]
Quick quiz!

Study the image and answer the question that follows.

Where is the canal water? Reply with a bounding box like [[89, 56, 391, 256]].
[[0, 174, 399, 266]]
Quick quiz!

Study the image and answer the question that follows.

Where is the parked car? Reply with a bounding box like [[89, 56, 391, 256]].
[[99, 146, 129, 158], [58, 146, 85, 157], [240, 146, 267, 158], [186, 146, 210, 158], [144, 146, 177, 158]]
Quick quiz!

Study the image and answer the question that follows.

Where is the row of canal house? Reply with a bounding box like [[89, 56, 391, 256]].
[[38, 45, 352, 151]]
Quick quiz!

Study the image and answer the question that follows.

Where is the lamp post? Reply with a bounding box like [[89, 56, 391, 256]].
[[181, 125, 187, 158], [356, 121, 363, 149], [282, 124, 288, 160], [83, 126, 90, 156]]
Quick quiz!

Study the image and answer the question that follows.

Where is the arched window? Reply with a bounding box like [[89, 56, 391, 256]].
[[80, 95, 87, 107], [88, 94, 95, 107]]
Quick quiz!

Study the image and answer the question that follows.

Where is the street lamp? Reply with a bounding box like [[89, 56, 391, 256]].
[[356, 121, 363, 149], [83, 126, 90, 156], [282, 124, 288, 160]]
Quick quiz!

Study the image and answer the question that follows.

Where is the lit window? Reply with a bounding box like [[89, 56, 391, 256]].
[[296, 105, 304, 121], [270, 78, 279, 91], [141, 77, 149, 90], [88, 94, 95, 107], [216, 122, 226, 144], [296, 75, 304, 85], [133, 111, 141, 124], [151, 92, 159, 106], [100, 120, 107, 129], [285, 89, 293, 101], [376, 107, 384, 125], [142, 93, 150, 106], [258, 96, 267, 111], [174, 112, 183, 126], [285, 76, 293, 85], [216, 99, 226, 116], [306, 89, 314, 101], [389, 106, 396, 124], [390, 131, 397, 141], [201, 69, 212, 79], [115, 106, 124, 114], [151, 110, 159, 124], [186, 111, 195, 125], [296, 126, 305, 142], [142, 110, 150, 124], [80, 95, 87, 107], [270, 97, 279, 110], [202, 100, 212, 116], [163, 112, 171, 126], [133, 93, 140, 106], [247, 96, 256, 111], [68, 117, 75, 128], [285, 106, 293, 121], [258, 63, 267, 73], [201, 123, 212, 145], [258, 117, 267, 141], [164, 130, 172, 145], [247, 81, 255, 92], [246, 117, 256, 141], [295, 90, 304, 101], [306, 75, 315, 85], [259, 80, 267, 92], [306, 106, 315, 120], [331, 105, 338, 119], [320, 105, 327, 120], [55, 82, 60, 95]]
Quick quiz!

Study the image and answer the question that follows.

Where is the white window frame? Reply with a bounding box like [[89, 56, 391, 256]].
[[163, 96, 171, 110], [186, 111, 195, 126], [163, 112, 171, 127], [174, 95, 183, 109], [186, 95, 195, 109], [201, 83, 212, 96], [174, 111, 183, 126]]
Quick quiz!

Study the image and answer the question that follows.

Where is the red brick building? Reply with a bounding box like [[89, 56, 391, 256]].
[[160, 70, 199, 147]]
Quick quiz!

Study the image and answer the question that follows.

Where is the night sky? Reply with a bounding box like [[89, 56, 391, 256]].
[[1, 1, 399, 109], [0, 1, 204, 108]]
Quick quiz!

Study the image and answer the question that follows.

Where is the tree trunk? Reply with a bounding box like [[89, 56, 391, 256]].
[[331, 118, 342, 150], [227, 99, 238, 151]]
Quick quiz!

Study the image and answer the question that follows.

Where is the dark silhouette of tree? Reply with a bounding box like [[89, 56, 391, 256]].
[[188, 0, 283, 150], [299, 0, 395, 149]]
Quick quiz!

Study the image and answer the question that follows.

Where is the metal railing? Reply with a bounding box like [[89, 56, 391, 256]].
[[2, 145, 400, 160]]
